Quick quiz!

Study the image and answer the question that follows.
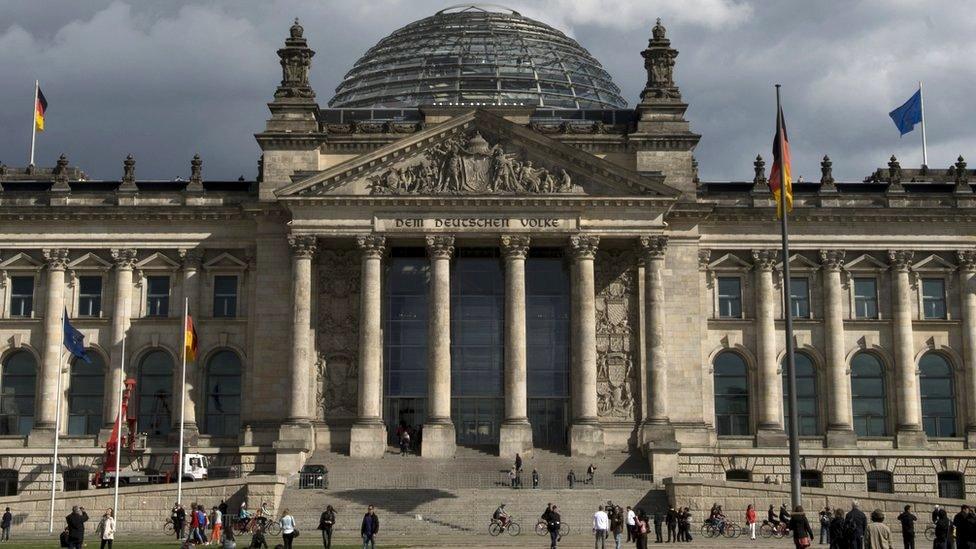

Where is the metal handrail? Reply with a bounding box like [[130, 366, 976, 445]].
[[297, 470, 654, 490]]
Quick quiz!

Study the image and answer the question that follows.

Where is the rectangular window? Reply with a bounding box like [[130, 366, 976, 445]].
[[146, 276, 170, 317], [10, 276, 34, 317], [790, 278, 810, 318], [212, 275, 238, 318], [800, 470, 823, 488], [717, 277, 742, 318], [922, 278, 947, 319], [77, 276, 102, 317], [853, 278, 879, 319]]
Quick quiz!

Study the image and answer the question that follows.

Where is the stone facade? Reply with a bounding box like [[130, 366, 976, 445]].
[[0, 13, 974, 505]]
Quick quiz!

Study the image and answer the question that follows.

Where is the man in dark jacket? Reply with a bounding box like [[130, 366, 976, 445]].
[[897, 505, 917, 549], [953, 506, 973, 549], [361, 505, 379, 549], [666, 506, 678, 542], [547, 505, 562, 549], [64, 506, 88, 549], [845, 502, 867, 549], [1, 506, 12, 541]]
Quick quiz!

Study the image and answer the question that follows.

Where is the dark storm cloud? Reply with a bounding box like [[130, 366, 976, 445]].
[[1, 0, 973, 181]]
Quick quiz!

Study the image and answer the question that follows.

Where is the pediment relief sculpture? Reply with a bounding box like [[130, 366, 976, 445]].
[[368, 132, 582, 196]]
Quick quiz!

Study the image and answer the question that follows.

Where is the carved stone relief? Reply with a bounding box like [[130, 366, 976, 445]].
[[594, 249, 639, 420], [316, 249, 360, 419]]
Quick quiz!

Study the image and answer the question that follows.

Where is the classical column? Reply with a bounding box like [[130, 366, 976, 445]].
[[422, 235, 456, 458], [32, 249, 70, 443], [820, 250, 855, 446], [640, 236, 669, 425], [171, 249, 203, 440], [349, 234, 387, 458], [102, 249, 136, 439], [888, 250, 925, 446], [568, 234, 605, 457], [499, 235, 532, 456], [957, 250, 976, 447], [752, 249, 785, 444]]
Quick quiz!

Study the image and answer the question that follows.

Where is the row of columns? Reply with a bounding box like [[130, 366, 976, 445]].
[[751, 249, 976, 447], [284, 232, 672, 458]]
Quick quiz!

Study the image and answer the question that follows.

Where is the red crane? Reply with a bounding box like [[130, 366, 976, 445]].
[[94, 378, 137, 485]]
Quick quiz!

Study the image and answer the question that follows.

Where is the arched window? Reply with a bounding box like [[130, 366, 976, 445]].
[[68, 352, 105, 436], [63, 468, 89, 491], [919, 353, 956, 437], [851, 353, 887, 437], [714, 352, 750, 436], [0, 351, 37, 436], [782, 353, 819, 435], [138, 350, 173, 437], [938, 472, 965, 499], [204, 351, 242, 436], [866, 470, 893, 493], [0, 469, 17, 496]]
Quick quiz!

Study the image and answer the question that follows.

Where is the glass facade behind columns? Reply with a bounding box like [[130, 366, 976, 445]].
[[526, 251, 570, 448]]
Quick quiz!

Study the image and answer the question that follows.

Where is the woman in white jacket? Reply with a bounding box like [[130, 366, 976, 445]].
[[97, 508, 116, 549]]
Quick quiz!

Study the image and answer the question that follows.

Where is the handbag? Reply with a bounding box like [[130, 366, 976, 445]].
[[293, 528, 300, 538], [798, 536, 811, 547]]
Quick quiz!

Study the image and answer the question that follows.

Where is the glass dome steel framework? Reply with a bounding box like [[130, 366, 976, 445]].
[[328, 5, 628, 110]]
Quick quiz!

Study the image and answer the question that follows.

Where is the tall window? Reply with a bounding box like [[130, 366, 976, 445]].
[[383, 251, 429, 434], [938, 472, 965, 499], [0, 351, 37, 435], [922, 278, 947, 319], [526, 252, 570, 448], [713, 352, 750, 436], [146, 276, 170, 317], [77, 276, 102, 317], [717, 277, 742, 318], [0, 470, 17, 496], [68, 353, 105, 435], [137, 350, 173, 436], [919, 353, 956, 437], [789, 277, 810, 318], [204, 351, 242, 436], [851, 353, 887, 436], [853, 278, 879, 319], [866, 470, 893, 493], [212, 275, 238, 318], [10, 276, 34, 317], [782, 353, 819, 435]]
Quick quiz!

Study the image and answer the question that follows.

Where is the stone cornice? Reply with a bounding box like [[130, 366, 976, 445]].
[[704, 206, 976, 224], [0, 206, 251, 223], [280, 195, 673, 209]]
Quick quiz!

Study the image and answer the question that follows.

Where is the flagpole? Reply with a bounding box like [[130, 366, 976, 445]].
[[29, 80, 38, 167], [918, 81, 928, 168], [177, 297, 188, 505], [113, 334, 126, 527], [49, 318, 65, 533], [776, 84, 802, 510]]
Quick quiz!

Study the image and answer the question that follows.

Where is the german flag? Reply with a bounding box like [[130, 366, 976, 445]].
[[768, 101, 792, 218], [35, 86, 48, 132], [184, 314, 198, 362]]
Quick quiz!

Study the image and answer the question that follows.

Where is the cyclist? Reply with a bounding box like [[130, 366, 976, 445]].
[[711, 505, 727, 534], [493, 504, 511, 531], [768, 505, 780, 531], [779, 504, 792, 533]]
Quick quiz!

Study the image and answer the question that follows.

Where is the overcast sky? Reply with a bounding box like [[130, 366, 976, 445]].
[[1, 0, 973, 182]]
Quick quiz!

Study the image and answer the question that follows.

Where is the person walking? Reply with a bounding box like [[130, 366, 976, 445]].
[[684, 508, 694, 542], [361, 505, 379, 549], [587, 463, 596, 484], [547, 505, 562, 549], [509, 467, 517, 489], [897, 505, 917, 549], [567, 469, 576, 489], [594, 505, 609, 549], [211, 506, 224, 546], [515, 453, 523, 475], [746, 504, 757, 540], [279, 509, 297, 549], [828, 509, 846, 549], [819, 506, 831, 545], [788, 505, 814, 549], [665, 506, 677, 543], [653, 511, 663, 543], [625, 506, 636, 543], [866, 509, 891, 549], [635, 510, 649, 549], [197, 505, 209, 545], [934, 508, 951, 549], [532, 469, 540, 489], [173, 503, 186, 540], [96, 508, 115, 549], [1, 507, 11, 542], [611, 506, 625, 549], [64, 506, 89, 549], [846, 502, 868, 549], [317, 505, 336, 549]]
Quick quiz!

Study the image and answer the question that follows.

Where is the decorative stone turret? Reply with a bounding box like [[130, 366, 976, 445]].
[[819, 155, 836, 192], [752, 154, 768, 191], [275, 18, 316, 100], [119, 154, 137, 192], [954, 156, 971, 194], [187, 153, 204, 192], [886, 155, 904, 193], [51, 154, 70, 192]]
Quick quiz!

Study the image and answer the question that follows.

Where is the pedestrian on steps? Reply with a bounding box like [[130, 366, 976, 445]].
[[625, 506, 636, 543], [593, 505, 609, 549], [508, 467, 518, 489], [532, 468, 539, 489], [317, 505, 336, 549], [567, 469, 576, 489], [635, 509, 649, 549], [279, 509, 296, 549], [546, 505, 562, 549], [360, 505, 379, 549], [653, 511, 663, 543]]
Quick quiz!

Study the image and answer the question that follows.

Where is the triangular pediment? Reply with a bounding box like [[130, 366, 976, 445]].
[[135, 252, 180, 270], [276, 109, 680, 199], [708, 253, 752, 271], [203, 252, 248, 270], [68, 253, 112, 271], [776, 253, 819, 271], [0, 252, 41, 269], [845, 253, 888, 271], [913, 253, 955, 272]]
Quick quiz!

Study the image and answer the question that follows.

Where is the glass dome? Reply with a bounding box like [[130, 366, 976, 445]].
[[328, 4, 628, 110]]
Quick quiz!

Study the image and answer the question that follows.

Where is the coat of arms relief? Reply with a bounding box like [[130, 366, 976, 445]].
[[316, 250, 361, 419], [368, 131, 583, 195], [595, 249, 639, 421]]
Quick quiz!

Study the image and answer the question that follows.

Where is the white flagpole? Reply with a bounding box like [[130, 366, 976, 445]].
[[29, 80, 38, 167], [49, 321, 65, 533], [919, 80, 928, 168], [112, 334, 126, 526], [177, 297, 188, 505]]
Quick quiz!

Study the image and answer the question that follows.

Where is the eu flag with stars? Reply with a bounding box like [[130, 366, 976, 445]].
[[889, 89, 923, 136], [63, 310, 92, 363]]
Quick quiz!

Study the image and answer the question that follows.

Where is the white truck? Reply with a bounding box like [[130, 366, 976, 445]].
[[96, 452, 209, 487]]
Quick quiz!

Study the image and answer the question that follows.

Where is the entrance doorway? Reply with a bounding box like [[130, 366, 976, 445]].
[[529, 398, 569, 448], [384, 397, 426, 445], [452, 397, 503, 446]]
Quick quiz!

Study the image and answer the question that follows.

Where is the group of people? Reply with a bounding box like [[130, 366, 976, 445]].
[[566, 463, 598, 488], [394, 421, 421, 455], [170, 499, 244, 545], [930, 504, 976, 549]]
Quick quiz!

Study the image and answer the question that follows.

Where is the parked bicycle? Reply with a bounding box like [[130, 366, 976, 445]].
[[759, 520, 790, 538], [535, 519, 570, 537], [488, 518, 521, 536], [163, 517, 177, 536]]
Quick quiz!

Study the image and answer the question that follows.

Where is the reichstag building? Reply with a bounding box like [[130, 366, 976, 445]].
[[1, 5, 974, 500]]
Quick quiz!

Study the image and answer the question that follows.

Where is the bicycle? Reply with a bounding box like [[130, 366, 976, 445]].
[[163, 518, 176, 536], [535, 519, 570, 537], [924, 524, 936, 541], [701, 520, 740, 538], [488, 518, 521, 536], [759, 520, 790, 539]]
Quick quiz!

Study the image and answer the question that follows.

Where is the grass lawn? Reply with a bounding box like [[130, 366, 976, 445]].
[[0, 545, 409, 549]]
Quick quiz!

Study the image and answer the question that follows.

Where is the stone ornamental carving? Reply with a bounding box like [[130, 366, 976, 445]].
[[43, 248, 70, 271], [820, 155, 836, 190], [639, 235, 667, 259], [640, 19, 681, 100], [569, 234, 600, 260], [368, 132, 579, 196], [120, 154, 137, 191], [500, 235, 530, 259], [356, 234, 386, 258], [111, 248, 138, 269], [275, 18, 316, 99], [316, 250, 361, 418], [753, 155, 767, 186], [819, 250, 846, 272], [188, 154, 203, 191], [752, 249, 778, 271], [888, 250, 914, 272], [178, 249, 203, 269], [288, 235, 317, 259], [425, 235, 455, 259], [957, 250, 976, 272], [595, 249, 638, 420]]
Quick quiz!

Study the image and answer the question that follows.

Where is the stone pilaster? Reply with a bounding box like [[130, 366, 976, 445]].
[[957, 250, 976, 448], [30, 248, 69, 445], [499, 235, 532, 457], [820, 250, 856, 447], [170, 249, 203, 443], [277, 236, 316, 453], [888, 250, 925, 447], [349, 234, 387, 458], [422, 235, 456, 458], [102, 249, 136, 441], [568, 234, 605, 457], [752, 249, 786, 446]]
